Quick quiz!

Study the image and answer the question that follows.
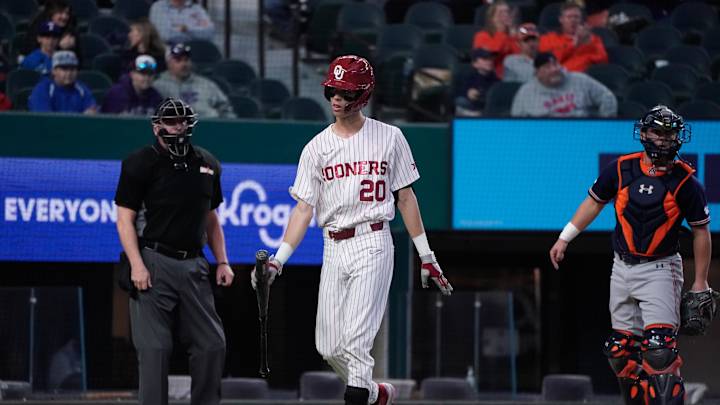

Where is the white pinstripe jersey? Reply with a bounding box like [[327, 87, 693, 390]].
[[290, 117, 420, 230]]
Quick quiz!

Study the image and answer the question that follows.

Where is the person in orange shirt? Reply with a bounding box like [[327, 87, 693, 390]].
[[539, 2, 607, 72], [472, 0, 518, 77]]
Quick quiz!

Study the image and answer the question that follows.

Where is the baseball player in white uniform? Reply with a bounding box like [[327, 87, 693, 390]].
[[251, 55, 453, 405]]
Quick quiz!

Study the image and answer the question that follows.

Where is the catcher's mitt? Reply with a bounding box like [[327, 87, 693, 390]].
[[679, 289, 720, 336]]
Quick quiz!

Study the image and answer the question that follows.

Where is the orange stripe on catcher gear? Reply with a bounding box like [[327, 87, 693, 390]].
[[322, 55, 375, 112]]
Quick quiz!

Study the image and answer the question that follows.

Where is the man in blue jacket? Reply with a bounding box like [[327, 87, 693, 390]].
[[28, 50, 97, 113], [102, 55, 163, 115]]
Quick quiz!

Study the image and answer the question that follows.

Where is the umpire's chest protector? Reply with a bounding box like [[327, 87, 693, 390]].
[[614, 154, 694, 255]]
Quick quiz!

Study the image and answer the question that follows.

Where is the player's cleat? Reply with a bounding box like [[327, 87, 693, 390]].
[[373, 382, 395, 405]]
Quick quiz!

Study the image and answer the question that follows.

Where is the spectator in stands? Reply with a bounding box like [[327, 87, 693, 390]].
[[511, 52, 616, 118], [455, 48, 499, 117], [28, 50, 97, 114], [472, 0, 518, 77], [154, 43, 235, 118], [102, 55, 163, 115], [122, 19, 167, 73], [22, 0, 77, 57], [503, 23, 539, 83], [149, 0, 215, 44], [539, 2, 608, 72], [20, 21, 63, 75]]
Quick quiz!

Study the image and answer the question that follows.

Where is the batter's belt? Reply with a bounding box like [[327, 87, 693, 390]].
[[327, 221, 385, 241]]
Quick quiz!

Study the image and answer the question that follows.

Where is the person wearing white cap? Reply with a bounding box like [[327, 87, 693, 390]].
[[102, 55, 163, 115], [28, 50, 97, 113]]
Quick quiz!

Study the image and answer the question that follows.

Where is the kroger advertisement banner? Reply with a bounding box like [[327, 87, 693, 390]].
[[0, 158, 323, 264], [453, 119, 720, 232]]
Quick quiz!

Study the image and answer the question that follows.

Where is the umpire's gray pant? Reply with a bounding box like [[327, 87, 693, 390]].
[[130, 248, 226, 405]]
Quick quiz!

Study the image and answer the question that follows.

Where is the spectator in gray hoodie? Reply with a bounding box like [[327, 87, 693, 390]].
[[503, 23, 539, 83], [149, 0, 215, 44], [511, 52, 617, 118], [153, 43, 235, 119]]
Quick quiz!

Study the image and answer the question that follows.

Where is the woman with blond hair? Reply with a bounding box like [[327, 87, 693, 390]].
[[122, 18, 167, 73], [472, 0, 519, 77]]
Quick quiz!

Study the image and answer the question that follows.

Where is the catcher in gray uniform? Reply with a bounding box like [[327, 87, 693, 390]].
[[549, 106, 714, 405]]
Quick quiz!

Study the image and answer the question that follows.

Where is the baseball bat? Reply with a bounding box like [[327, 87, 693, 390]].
[[255, 249, 271, 378]]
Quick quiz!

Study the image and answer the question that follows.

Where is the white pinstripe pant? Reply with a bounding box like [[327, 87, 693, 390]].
[[315, 224, 394, 403]]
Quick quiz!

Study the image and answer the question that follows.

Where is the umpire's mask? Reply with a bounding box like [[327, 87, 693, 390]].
[[152, 98, 198, 158]]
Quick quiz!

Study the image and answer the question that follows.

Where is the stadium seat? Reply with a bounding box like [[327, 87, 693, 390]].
[[185, 39, 223, 73], [404, 1, 453, 43], [420, 377, 477, 400], [444, 24, 477, 61], [409, 43, 457, 120], [212, 59, 256, 95], [694, 81, 720, 105], [373, 53, 411, 110], [606, 45, 646, 80], [68, 0, 99, 23], [78, 33, 112, 69], [88, 15, 130, 49], [335, 2, 383, 59], [91, 52, 123, 82], [483, 81, 522, 117], [6, 69, 41, 101], [591, 27, 618, 48], [282, 97, 327, 121], [617, 100, 647, 119], [670, 2, 718, 39], [0, 11, 14, 43], [77, 70, 113, 92], [305, 0, 348, 55], [542, 374, 593, 401], [586, 63, 630, 100], [299, 371, 344, 400], [608, 3, 653, 24], [0, 0, 38, 23], [473, 4, 489, 26], [337, 2, 384, 35], [701, 27, 720, 60], [8, 32, 25, 66], [375, 24, 424, 63], [651, 64, 703, 103], [208, 75, 233, 97], [677, 100, 720, 119], [663, 45, 711, 78], [10, 86, 32, 111], [112, 0, 150, 21], [228, 95, 261, 118], [91, 88, 106, 106], [221, 378, 269, 399], [634, 25, 682, 62], [248, 78, 291, 118], [624, 80, 675, 109], [537, 2, 563, 33]]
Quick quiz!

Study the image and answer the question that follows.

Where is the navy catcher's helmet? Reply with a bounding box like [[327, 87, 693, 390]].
[[152, 98, 197, 157], [633, 105, 690, 165]]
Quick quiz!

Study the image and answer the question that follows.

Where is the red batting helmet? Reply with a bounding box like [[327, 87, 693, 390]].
[[322, 55, 375, 111]]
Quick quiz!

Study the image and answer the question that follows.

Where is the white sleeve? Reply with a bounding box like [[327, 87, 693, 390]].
[[390, 129, 420, 191], [289, 143, 320, 206]]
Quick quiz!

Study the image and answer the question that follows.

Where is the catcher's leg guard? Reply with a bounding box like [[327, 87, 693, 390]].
[[642, 325, 684, 405], [604, 330, 645, 405]]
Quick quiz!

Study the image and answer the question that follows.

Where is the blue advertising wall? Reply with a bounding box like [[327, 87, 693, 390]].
[[453, 119, 720, 232], [0, 158, 323, 264]]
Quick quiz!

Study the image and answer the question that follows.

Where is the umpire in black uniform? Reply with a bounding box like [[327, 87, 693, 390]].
[[115, 98, 234, 405]]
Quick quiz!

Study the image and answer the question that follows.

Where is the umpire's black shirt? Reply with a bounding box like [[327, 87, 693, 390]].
[[115, 142, 223, 251]]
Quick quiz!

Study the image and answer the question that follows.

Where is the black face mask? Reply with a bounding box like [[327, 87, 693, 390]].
[[324, 86, 362, 101], [158, 128, 191, 158]]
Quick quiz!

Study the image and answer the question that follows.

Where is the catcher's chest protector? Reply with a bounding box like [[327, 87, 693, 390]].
[[615, 154, 694, 256]]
